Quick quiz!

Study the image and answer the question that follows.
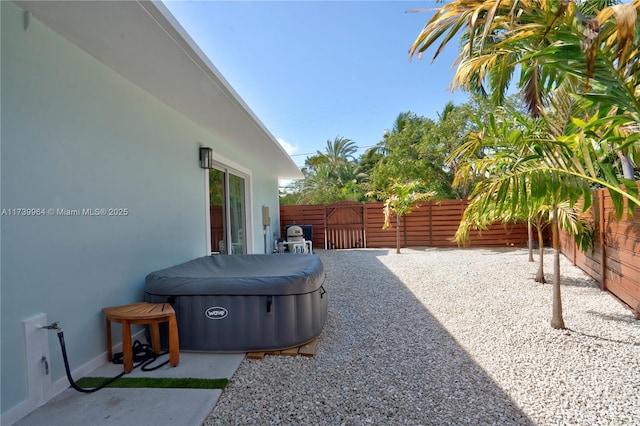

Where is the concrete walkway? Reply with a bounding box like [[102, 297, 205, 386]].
[[14, 352, 244, 426]]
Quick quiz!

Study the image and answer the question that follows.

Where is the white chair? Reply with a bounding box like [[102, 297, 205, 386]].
[[292, 242, 306, 254]]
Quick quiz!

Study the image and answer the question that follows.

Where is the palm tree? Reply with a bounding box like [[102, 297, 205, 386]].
[[410, 1, 619, 111], [437, 101, 456, 122], [358, 145, 384, 178], [452, 100, 622, 328], [410, 1, 638, 178], [411, 0, 639, 329], [529, 1, 640, 180], [454, 143, 593, 328], [317, 136, 357, 167], [369, 180, 436, 254], [293, 136, 367, 204]]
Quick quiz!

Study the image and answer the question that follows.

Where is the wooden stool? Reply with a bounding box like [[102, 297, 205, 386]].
[[102, 302, 179, 373]]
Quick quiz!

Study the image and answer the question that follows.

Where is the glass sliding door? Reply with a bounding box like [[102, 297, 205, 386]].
[[209, 167, 247, 255]]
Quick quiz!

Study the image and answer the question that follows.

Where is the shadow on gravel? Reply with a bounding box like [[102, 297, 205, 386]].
[[315, 249, 534, 425], [584, 310, 639, 325], [553, 275, 601, 289], [565, 328, 640, 346]]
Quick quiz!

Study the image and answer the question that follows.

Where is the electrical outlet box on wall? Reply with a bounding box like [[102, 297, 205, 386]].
[[23, 313, 53, 408]]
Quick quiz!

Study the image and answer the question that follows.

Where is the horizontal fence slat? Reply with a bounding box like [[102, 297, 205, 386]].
[[559, 181, 640, 311]]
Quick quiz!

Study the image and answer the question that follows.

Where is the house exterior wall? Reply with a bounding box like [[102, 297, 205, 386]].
[[250, 167, 282, 254], [1, 2, 281, 419]]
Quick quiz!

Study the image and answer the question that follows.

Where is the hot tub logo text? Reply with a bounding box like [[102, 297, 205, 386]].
[[205, 306, 228, 320]]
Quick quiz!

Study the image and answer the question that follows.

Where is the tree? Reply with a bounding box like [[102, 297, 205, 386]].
[[452, 105, 634, 328], [410, 0, 639, 329], [299, 163, 343, 204], [428, 102, 473, 198], [316, 136, 358, 167], [369, 112, 456, 198], [287, 136, 367, 204], [358, 145, 384, 179], [409, 0, 639, 181], [410, 1, 619, 112], [544, 1, 640, 180], [369, 180, 436, 254], [453, 109, 593, 276]]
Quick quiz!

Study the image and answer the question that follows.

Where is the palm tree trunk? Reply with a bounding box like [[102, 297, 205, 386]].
[[396, 214, 401, 254], [617, 151, 635, 180], [550, 204, 566, 329], [535, 225, 546, 283]]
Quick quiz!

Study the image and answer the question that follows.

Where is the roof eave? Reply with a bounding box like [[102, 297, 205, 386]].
[[14, 0, 303, 180]]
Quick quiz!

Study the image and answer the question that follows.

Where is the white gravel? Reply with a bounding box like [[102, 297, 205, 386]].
[[204, 248, 640, 426]]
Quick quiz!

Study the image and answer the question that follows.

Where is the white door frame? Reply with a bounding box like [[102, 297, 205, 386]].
[[204, 154, 253, 255]]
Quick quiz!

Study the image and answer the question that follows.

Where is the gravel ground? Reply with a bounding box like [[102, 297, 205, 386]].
[[204, 248, 640, 426]]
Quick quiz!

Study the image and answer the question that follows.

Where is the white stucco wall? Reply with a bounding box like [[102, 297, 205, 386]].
[[250, 166, 282, 254], [1, 2, 282, 419]]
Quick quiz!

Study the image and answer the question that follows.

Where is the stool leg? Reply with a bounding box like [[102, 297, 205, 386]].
[[168, 316, 180, 367], [122, 319, 133, 373], [149, 322, 161, 353], [106, 318, 113, 362]]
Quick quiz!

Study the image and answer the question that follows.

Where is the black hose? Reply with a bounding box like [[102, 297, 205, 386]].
[[57, 329, 123, 393], [112, 341, 171, 372], [56, 329, 171, 393]]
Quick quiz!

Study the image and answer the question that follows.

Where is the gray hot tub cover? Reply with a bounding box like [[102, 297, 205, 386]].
[[144, 254, 325, 296]]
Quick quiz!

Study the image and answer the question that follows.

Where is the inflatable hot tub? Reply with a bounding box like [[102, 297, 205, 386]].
[[144, 254, 327, 352]]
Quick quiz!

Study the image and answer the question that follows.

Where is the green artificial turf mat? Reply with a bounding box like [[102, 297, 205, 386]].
[[75, 376, 228, 389]]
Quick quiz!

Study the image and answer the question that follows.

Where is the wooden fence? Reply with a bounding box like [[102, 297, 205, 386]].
[[210, 205, 223, 252], [559, 183, 640, 312], [282, 190, 640, 312], [280, 200, 530, 251]]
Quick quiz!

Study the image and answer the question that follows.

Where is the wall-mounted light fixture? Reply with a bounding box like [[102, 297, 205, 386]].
[[199, 147, 213, 169]]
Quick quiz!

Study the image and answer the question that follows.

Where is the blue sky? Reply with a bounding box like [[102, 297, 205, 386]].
[[163, 1, 469, 167]]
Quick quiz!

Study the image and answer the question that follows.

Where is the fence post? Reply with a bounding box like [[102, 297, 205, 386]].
[[324, 206, 328, 250], [362, 202, 367, 248], [567, 225, 578, 266], [599, 190, 607, 291], [402, 215, 407, 248], [428, 201, 433, 247]]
